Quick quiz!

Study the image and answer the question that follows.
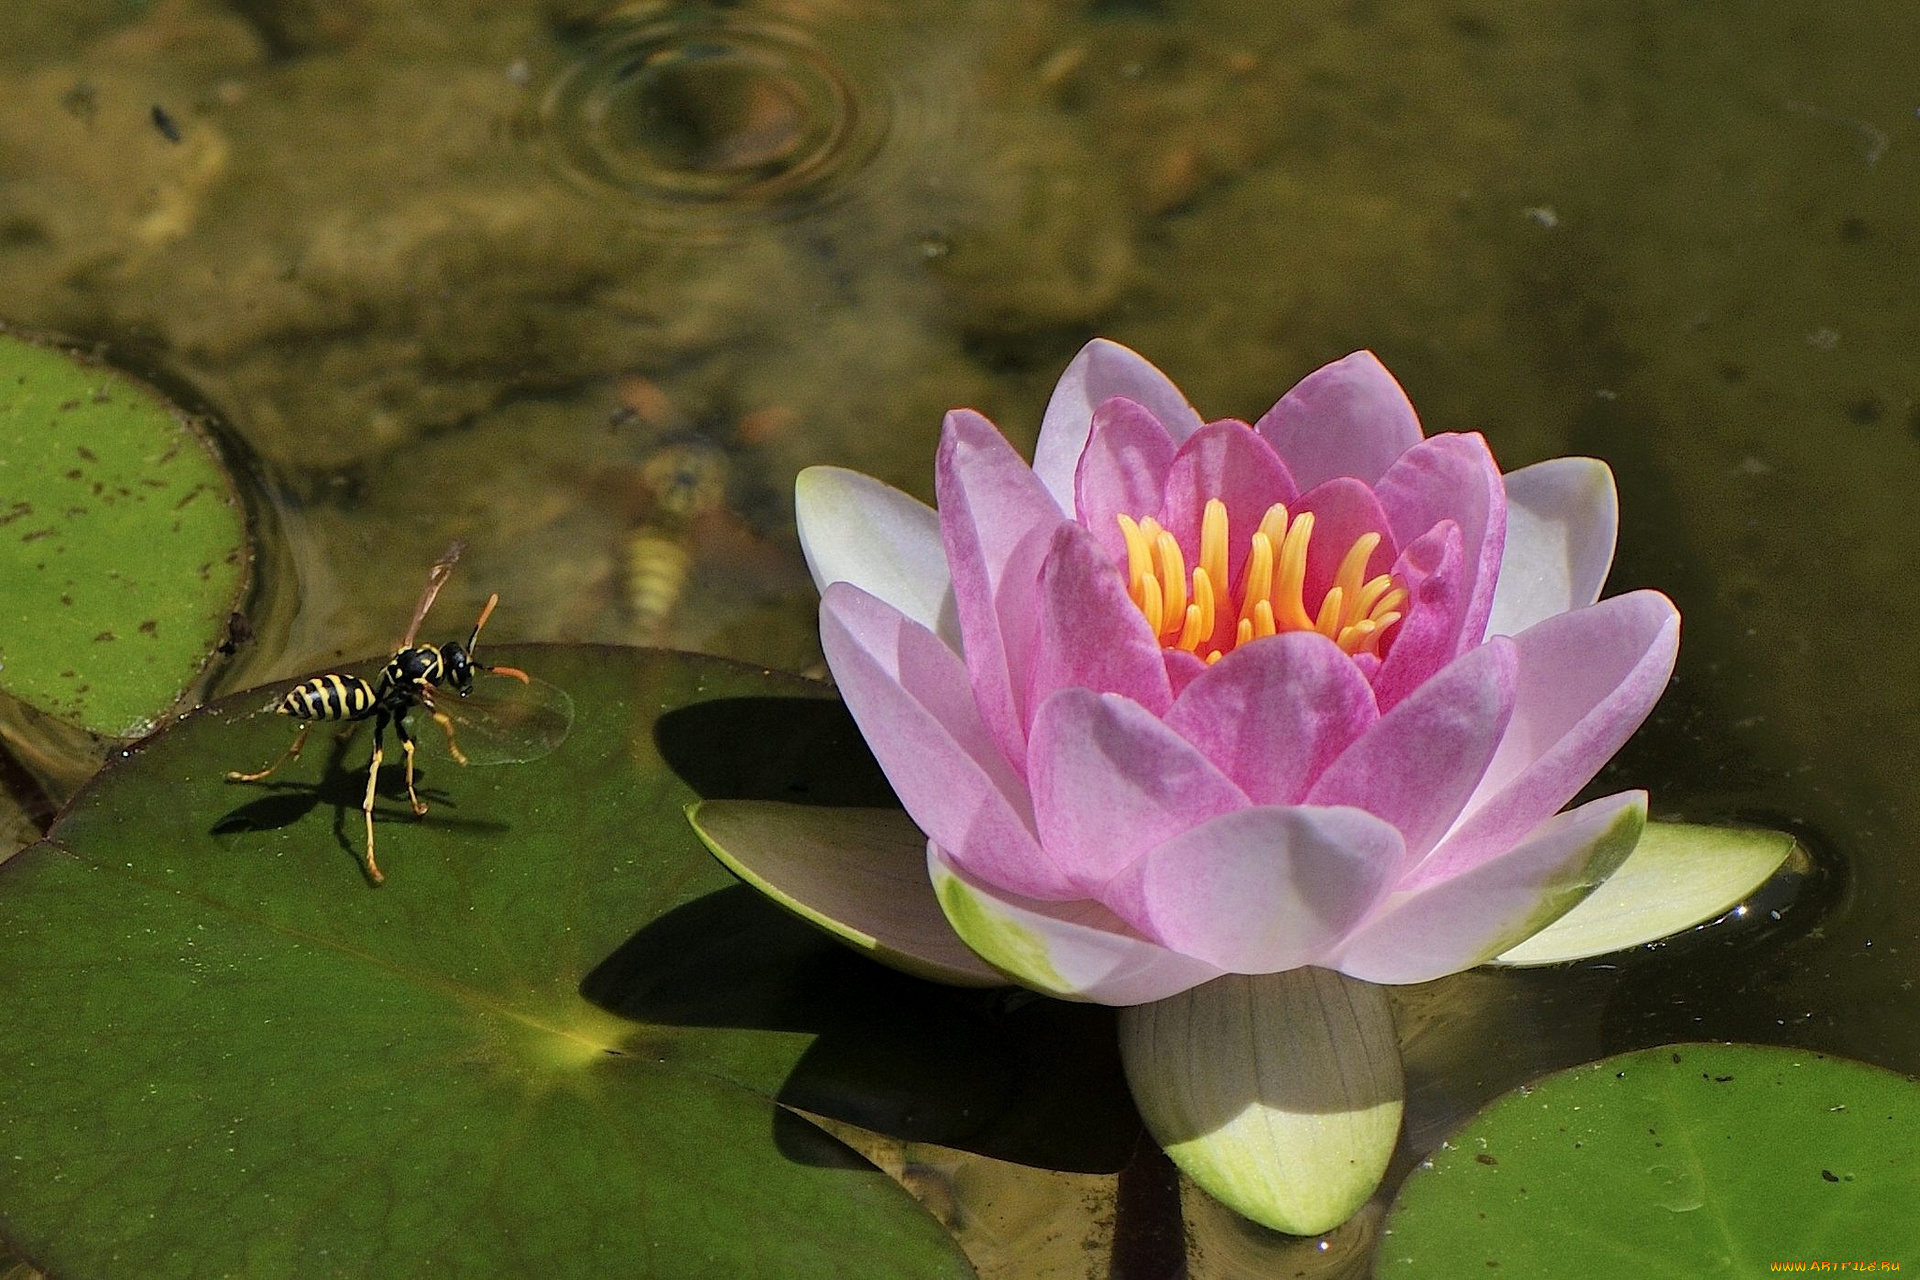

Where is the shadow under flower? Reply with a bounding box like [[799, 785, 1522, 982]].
[[579, 693, 1144, 1174]]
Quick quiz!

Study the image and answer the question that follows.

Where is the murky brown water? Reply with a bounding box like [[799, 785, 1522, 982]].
[[3, 0, 1917, 1274]]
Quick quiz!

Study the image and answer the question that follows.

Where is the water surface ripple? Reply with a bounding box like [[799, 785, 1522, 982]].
[[539, 10, 898, 232]]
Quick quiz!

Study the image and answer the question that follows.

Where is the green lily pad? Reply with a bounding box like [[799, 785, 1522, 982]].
[[1380, 1043, 1920, 1275], [0, 329, 249, 739], [0, 647, 985, 1278], [1494, 822, 1798, 966]]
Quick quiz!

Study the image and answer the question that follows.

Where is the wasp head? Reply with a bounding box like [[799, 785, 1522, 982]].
[[439, 640, 476, 694]]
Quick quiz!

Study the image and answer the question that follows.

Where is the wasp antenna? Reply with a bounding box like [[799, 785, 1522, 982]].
[[468, 592, 501, 652]]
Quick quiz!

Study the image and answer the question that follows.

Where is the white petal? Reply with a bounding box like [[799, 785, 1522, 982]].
[[1118, 968, 1403, 1235], [1494, 822, 1799, 965], [1334, 791, 1647, 984], [1484, 456, 1617, 639], [796, 466, 960, 649], [1032, 339, 1204, 513], [690, 801, 1005, 987], [928, 844, 1222, 1005]]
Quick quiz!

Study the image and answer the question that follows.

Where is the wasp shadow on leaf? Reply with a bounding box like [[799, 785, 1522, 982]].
[[212, 723, 507, 868]]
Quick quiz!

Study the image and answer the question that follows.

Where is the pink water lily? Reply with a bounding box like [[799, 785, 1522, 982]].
[[795, 340, 1679, 1006]]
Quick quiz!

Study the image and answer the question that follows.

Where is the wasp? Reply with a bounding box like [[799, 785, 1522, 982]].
[[226, 541, 557, 884]]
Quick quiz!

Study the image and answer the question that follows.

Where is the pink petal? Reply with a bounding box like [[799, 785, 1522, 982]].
[[930, 843, 1224, 1004], [820, 583, 1075, 900], [1332, 791, 1646, 984], [1411, 591, 1679, 888], [1372, 433, 1507, 655], [1034, 339, 1204, 513], [1163, 648, 1209, 699], [1486, 456, 1618, 638], [1029, 687, 1249, 893], [1158, 420, 1299, 589], [1290, 477, 1398, 608], [795, 466, 958, 650], [1368, 521, 1467, 713], [1073, 397, 1178, 567], [936, 409, 1069, 771], [1026, 523, 1174, 718], [1308, 637, 1518, 864], [1165, 631, 1379, 805], [1254, 352, 1425, 490], [1101, 805, 1404, 973]]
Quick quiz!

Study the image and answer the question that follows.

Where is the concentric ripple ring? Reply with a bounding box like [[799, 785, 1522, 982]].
[[540, 15, 893, 231]]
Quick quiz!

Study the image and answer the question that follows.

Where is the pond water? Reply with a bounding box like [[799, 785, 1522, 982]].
[[2, 0, 1916, 1274]]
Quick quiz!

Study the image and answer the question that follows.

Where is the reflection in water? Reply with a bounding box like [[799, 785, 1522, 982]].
[[611, 413, 732, 641]]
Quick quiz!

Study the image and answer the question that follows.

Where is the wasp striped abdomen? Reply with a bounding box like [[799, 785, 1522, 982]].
[[278, 674, 377, 721], [227, 540, 553, 886]]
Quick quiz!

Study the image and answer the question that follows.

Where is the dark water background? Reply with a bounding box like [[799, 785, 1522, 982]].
[[2, 1, 1916, 1274]]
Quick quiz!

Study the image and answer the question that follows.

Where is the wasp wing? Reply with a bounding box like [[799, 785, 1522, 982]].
[[420, 672, 573, 766], [400, 540, 467, 650]]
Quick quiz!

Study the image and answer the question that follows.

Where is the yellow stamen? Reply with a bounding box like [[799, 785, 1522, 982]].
[[1114, 503, 1405, 660], [1351, 574, 1394, 623], [1154, 530, 1187, 630], [1272, 512, 1316, 631], [1315, 586, 1345, 640], [1191, 566, 1216, 644], [1175, 603, 1204, 651], [1118, 515, 1151, 604], [1238, 531, 1274, 628], [1256, 503, 1290, 547], [1329, 532, 1381, 630], [1359, 612, 1401, 654], [1199, 500, 1229, 614]]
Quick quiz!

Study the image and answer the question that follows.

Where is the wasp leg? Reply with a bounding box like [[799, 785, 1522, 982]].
[[483, 663, 532, 684], [360, 713, 388, 885], [395, 714, 429, 815], [424, 702, 471, 767], [227, 723, 312, 783]]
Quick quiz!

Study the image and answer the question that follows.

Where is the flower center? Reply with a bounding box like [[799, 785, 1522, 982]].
[[1118, 498, 1406, 663]]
